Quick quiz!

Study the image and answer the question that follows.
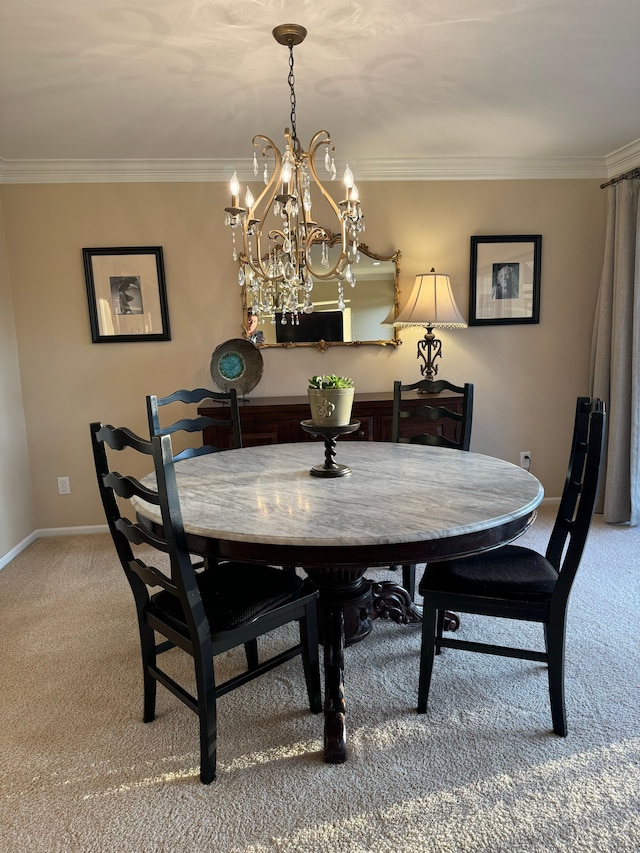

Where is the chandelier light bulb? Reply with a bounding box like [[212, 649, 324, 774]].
[[343, 164, 354, 189], [281, 160, 293, 195], [230, 172, 240, 206]]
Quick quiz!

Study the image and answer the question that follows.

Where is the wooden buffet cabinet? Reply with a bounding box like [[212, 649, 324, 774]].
[[199, 390, 465, 448]]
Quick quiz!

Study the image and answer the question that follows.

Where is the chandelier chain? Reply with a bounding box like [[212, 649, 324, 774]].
[[288, 43, 298, 148]]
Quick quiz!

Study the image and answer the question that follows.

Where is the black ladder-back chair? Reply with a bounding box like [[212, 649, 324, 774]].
[[391, 378, 474, 601], [417, 396, 606, 736], [392, 378, 474, 451], [90, 422, 321, 784], [147, 387, 242, 571], [146, 387, 241, 460]]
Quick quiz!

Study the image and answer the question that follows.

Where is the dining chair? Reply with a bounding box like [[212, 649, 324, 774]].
[[417, 396, 606, 736], [90, 422, 322, 784], [146, 387, 241, 460], [147, 387, 243, 572], [391, 378, 474, 451], [389, 378, 474, 602]]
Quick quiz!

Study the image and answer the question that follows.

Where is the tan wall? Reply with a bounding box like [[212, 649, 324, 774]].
[[0, 195, 35, 554], [1, 179, 606, 530]]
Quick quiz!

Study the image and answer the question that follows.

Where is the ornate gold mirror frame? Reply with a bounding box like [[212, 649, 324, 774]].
[[241, 239, 401, 351]]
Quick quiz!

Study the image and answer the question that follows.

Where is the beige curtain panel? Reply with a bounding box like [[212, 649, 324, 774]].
[[591, 176, 640, 525]]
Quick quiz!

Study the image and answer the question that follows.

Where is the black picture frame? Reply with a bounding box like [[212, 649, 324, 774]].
[[83, 246, 171, 343], [469, 235, 542, 325]]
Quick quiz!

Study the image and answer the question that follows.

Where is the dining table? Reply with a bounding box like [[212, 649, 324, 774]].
[[133, 440, 544, 764]]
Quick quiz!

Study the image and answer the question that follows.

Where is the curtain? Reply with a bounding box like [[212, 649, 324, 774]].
[[590, 177, 640, 525]]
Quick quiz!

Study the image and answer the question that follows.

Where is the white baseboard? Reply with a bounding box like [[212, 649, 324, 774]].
[[0, 531, 39, 570], [0, 524, 109, 570], [35, 524, 109, 537]]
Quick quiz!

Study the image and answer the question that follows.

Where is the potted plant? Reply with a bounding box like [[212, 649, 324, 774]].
[[308, 374, 355, 427]]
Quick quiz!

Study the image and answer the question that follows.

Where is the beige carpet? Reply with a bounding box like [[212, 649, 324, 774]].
[[1, 506, 639, 852]]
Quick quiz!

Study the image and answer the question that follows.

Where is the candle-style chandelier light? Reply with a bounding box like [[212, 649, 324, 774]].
[[224, 24, 365, 327]]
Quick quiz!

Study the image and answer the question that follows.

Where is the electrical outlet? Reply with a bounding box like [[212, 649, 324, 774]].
[[519, 452, 531, 471], [57, 476, 71, 495]]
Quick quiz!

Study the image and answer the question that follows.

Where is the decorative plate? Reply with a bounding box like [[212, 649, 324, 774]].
[[210, 338, 264, 395]]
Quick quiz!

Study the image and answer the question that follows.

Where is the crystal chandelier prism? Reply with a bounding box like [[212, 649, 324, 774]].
[[224, 24, 365, 328]]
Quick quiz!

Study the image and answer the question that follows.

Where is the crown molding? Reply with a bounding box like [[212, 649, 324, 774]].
[[1, 150, 637, 185], [605, 138, 640, 178], [0, 159, 230, 184], [350, 157, 607, 181]]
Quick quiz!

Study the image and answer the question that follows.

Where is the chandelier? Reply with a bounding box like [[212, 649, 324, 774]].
[[224, 24, 365, 328]]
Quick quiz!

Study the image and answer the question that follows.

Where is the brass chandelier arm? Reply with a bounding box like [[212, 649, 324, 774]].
[[306, 131, 342, 220], [304, 132, 350, 281], [304, 221, 349, 281], [248, 134, 282, 213], [239, 134, 283, 282]]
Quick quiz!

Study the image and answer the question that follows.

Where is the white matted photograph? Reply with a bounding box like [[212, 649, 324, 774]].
[[82, 246, 171, 342], [469, 235, 542, 325]]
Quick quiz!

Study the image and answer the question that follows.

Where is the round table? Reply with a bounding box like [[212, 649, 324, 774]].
[[134, 441, 544, 763]]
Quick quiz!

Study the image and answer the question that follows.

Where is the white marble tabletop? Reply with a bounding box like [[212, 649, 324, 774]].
[[134, 442, 544, 549]]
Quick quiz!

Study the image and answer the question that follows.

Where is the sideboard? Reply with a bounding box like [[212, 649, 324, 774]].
[[199, 390, 465, 448]]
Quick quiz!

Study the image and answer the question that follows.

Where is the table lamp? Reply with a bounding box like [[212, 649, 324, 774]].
[[393, 269, 467, 381]]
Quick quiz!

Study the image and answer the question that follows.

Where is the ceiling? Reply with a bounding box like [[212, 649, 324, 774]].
[[1, 0, 639, 183]]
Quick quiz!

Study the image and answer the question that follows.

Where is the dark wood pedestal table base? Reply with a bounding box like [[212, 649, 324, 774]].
[[300, 419, 454, 632], [133, 442, 543, 764], [305, 564, 374, 763]]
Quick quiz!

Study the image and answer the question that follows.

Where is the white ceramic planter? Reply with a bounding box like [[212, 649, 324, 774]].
[[308, 387, 355, 427]]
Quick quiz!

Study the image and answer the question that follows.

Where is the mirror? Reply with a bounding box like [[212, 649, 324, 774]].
[[241, 240, 401, 351]]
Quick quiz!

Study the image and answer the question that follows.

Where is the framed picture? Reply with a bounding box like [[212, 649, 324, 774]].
[[83, 246, 171, 343], [469, 235, 542, 325]]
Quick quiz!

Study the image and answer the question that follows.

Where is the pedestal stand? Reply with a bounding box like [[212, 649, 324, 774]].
[[300, 420, 360, 477]]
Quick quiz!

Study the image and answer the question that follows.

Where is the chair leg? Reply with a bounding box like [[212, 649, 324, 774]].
[[546, 617, 568, 736], [192, 647, 218, 784], [244, 639, 259, 670], [139, 620, 157, 723], [435, 609, 446, 655], [401, 564, 416, 601], [300, 601, 322, 713], [417, 604, 438, 712]]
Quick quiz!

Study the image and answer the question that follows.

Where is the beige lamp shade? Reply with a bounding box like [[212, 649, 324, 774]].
[[379, 289, 410, 327], [380, 303, 399, 327], [394, 271, 467, 328]]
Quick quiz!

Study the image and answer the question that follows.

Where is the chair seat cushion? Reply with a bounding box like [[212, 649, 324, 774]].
[[151, 564, 305, 633], [420, 545, 558, 600]]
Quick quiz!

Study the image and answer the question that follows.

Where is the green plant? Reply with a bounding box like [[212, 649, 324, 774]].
[[308, 374, 354, 390]]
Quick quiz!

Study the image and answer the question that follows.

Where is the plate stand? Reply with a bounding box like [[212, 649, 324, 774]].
[[300, 420, 360, 477]]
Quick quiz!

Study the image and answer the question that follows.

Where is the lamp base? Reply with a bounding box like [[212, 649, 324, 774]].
[[417, 325, 442, 383]]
